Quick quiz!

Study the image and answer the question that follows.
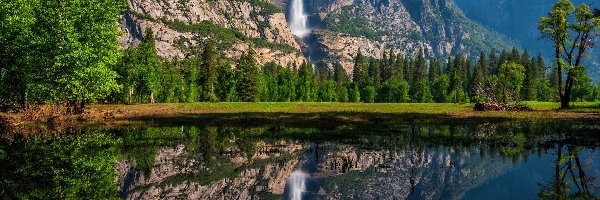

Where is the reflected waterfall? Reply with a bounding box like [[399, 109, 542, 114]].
[[286, 170, 308, 200]]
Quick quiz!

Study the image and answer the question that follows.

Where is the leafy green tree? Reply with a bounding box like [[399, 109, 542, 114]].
[[236, 49, 261, 102], [318, 79, 337, 102], [539, 0, 600, 108], [181, 57, 200, 102], [0, 0, 126, 112], [432, 74, 451, 103], [278, 65, 298, 102], [336, 84, 350, 102], [497, 62, 526, 103], [0, 0, 36, 108], [119, 29, 162, 104], [363, 86, 376, 103], [297, 61, 317, 102], [157, 62, 183, 103], [50, 0, 125, 112], [216, 63, 237, 102], [571, 73, 594, 101], [260, 62, 280, 102], [379, 79, 410, 103]]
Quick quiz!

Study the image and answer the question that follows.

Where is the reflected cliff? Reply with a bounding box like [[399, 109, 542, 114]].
[[1, 121, 600, 199]]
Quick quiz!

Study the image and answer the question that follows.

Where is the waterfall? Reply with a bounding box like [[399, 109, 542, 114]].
[[288, 0, 310, 38], [286, 170, 308, 200]]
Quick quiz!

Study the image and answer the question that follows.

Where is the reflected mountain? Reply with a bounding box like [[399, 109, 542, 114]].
[[1, 121, 600, 199]]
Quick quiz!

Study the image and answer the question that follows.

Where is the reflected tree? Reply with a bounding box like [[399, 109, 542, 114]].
[[539, 144, 597, 199]]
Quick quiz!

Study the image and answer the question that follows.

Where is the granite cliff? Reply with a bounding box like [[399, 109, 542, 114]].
[[119, 0, 517, 74]]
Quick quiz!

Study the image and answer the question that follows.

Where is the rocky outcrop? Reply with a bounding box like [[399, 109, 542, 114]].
[[307, 0, 516, 73], [119, 0, 520, 76], [120, 0, 307, 67]]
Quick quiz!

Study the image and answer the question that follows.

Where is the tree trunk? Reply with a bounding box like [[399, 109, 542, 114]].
[[561, 72, 574, 109], [78, 100, 85, 114], [128, 86, 133, 105], [19, 90, 26, 110], [150, 92, 155, 104]]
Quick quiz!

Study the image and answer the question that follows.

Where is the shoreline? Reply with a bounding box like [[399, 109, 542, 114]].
[[1, 103, 599, 130]]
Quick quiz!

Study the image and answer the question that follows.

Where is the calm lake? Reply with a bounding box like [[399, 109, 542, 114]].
[[1, 121, 600, 199]]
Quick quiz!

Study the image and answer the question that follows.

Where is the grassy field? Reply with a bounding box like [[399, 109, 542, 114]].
[[3, 102, 599, 129], [524, 101, 600, 112], [94, 102, 600, 125]]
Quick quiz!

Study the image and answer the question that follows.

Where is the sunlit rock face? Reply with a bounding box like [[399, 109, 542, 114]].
[[120, 0, 307, 67], [298, 0, 516, 74], [119, 0, 516, 76]]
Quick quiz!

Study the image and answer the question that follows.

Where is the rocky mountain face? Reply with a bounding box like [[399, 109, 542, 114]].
[[120, 0, 306, 67], [119, 0, 516, 74], [305, 0, 516, 72]]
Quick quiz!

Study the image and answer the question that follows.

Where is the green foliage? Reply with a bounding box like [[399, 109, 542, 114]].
[[199, 42, 219, 101], [246, 0, 281, 16], [363, 86, 376, 103], [411, 49, 432, 102], [0, 0, 126, 111], [431, 74, 450, 103], [0, 131, 122, 199], [216, 63, 237, 102], [351, 84, 361, 103], [297, 61, 318, 102], [236, 50, 261, 102], [114, 29, 170, 104], [379, 79, 410, 103], [572, 73, 595, 101], [324, 5, 381, 40], [318, 79, 337, 102], [498, 62, 526, 103], [249, 38, 301, 55], [539, 0, 600, 108]]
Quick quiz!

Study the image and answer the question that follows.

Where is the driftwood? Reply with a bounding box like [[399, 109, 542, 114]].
[[474, 102, 533, 111]]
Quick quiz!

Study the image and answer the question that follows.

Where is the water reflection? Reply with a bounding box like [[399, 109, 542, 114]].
[[0, 122, 599, 199], [539, 145, 598, 199]]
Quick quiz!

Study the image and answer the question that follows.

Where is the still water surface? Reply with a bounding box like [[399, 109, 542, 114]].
[[1, 121, 599, 199]]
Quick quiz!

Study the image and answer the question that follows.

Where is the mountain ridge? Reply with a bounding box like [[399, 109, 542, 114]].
[[119, 0, 520, 74]]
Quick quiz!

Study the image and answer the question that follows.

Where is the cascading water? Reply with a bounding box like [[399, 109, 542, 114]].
[[288, 0, 311, 38], [285, 170, 308, 200]]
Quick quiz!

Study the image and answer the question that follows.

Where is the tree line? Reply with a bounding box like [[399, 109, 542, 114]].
[[107, 29, 600, 105], [0, 0, 598, 112]]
